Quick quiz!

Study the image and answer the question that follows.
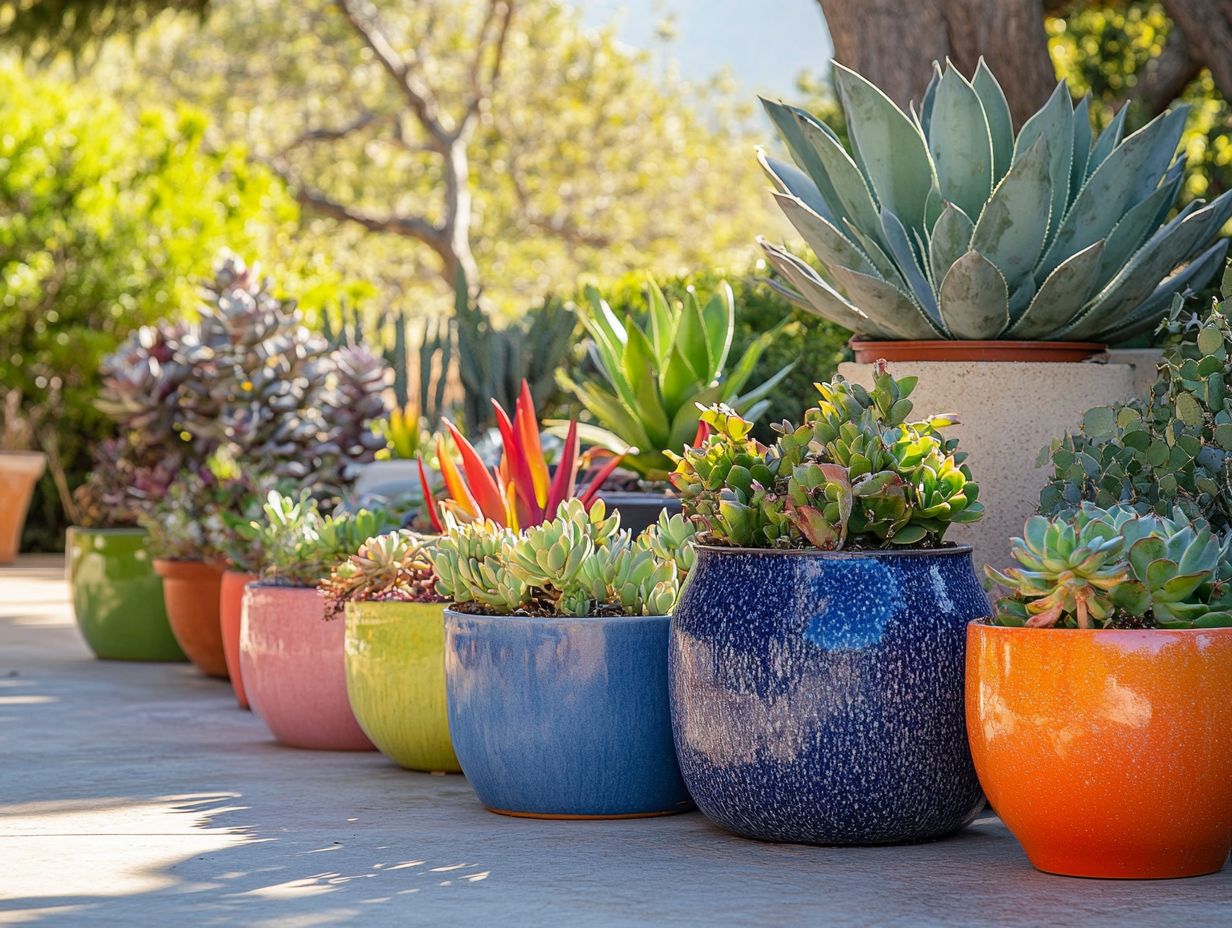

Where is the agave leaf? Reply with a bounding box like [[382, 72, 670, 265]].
[[919, 62, 940, 136], [927, 62, 994, 221], [579, 286, 637, 412], [758, 265, 870, 332], [758, 150, 832, 221], [732, 361, 795, 410], [1094, 171, 1183, 286], [929, 203, 975, 293], [645, 278, 677, 367], [700, 281, 735, 376], [721, 318, 789, 399], [772, 192, 878, 277], [938, 250, 1010, 339], [792, 112, 889, 247], [971, 58, 1014, 182], [621, 324, 671, 447], [843, 219, 908, 287], [834, 62, 936, 233], [761, 98, 840, 218], [1070, 94, 1092, 201], [1012, 81, 1073, 247], [1006, 241, 1105, 338], [1007, 275, 1036, 320], [972, 135, 1052, 290], [880, 206, 941, 323], [1087, 104, 1128, 175]]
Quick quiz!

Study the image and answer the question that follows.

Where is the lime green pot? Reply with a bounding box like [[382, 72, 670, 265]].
[[67, 527, 186, 662], [344, 601, 460, 773]]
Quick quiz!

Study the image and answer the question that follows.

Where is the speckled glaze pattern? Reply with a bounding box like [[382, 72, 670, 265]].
[[67, 528, 185, 662], [345, 601, 460, 773], [670, 545, 988, 846], [154, 558, 227, 678], [967, 624, 1232, 879], [240, 584, 374, 752], [444, 610, 692, 818], [220, 571, 258, 708]]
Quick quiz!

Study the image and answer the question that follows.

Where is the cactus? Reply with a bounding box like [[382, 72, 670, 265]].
[[318, 529, 442, 618], [761, 60, 1232, 344]]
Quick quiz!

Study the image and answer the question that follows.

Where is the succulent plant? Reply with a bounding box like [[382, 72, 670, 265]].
[[1040, 278, 1232, 530], [987, 505, 1232, 629], [557, 278, 795, 480], [318, 529, 443, 618], [429, 499, 697, 618], [669, 362, 982, 549], [139, 466, 253, 563], [760, 59, 1232, 344]]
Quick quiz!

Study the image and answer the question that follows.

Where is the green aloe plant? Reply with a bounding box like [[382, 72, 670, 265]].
[[558, 278, 794, 481], [760, 59, 1232, 344]]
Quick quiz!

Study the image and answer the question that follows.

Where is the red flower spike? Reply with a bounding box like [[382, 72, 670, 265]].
[[435, 435, 479, 519], [546, 419, 580, 519], [579, 451, 626, 508], [492, 399, 543, 524], [515, 380, 549, 508], [444, 419, 507, 523], [417, 457, 444, 534]]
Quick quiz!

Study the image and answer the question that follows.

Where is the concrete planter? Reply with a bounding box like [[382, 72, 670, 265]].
[[838, 359, 1138, 576], [0, 450, 46, 563]]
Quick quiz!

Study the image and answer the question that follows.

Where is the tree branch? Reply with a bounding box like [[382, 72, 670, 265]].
[[282, 110, 388, 154], [456, 0, 514, 137]]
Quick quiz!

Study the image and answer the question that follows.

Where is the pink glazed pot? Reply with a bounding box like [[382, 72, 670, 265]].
[[240, 584, 375, 751]]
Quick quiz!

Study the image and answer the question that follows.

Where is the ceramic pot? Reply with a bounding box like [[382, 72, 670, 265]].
[[670, 545, 988, 846], [596, 491, 681, 536], [241, 584, 374, 751], [345, 601, 460, 773], [0, 450, 46, 563], [220, 570, 258, 708], [445, 610, 691, 819], [67, 527, 185, 662], [849, 338, 1105, 363], [154, 558, 227, 677], [967, 623, 1232, 879]]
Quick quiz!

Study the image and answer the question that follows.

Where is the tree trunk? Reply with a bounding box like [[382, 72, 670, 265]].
[[819, 0, 1056, 126], [1160, 0, 1232, 102]]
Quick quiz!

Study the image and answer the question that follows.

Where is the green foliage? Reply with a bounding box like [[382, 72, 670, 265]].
[[429, 499, 696, 617], [0, 0, 208, 58], [987, 504, 1232, 629], [559, 276, 795, 480], [1039, 278, 1232, 530], [669, 362, 983, 550], [318, 530, 443, 617], [761, 58, 1232, 344], [139, 466, 252, 562]]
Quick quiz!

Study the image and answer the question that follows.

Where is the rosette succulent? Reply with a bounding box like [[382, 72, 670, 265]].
[[319, 530, 443, 618], [760, 59, 1232, 343]]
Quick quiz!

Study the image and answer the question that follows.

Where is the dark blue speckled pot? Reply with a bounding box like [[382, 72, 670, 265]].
[[444, 610, 693, 819], [670, 544, 989, 846]]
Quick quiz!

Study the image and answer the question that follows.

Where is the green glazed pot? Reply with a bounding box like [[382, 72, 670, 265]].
[[67, 527, 186, 662], [344, 601, 460, 773]]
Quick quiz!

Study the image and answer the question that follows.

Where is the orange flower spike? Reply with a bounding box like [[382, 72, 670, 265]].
[[515, 380, 549, 508], [416, 457, 445, 534], [503, 480, 520, 533], [444, 419, 507, 523], [546, 419, 581, 519], [435, 434, 479, 520], [493, 399, 542, 524]]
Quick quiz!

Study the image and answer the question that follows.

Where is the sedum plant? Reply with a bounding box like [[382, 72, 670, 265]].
[[760, 59, 1232, 344], [319, 530, 443, 618], [669, 361, 983, 549], [987, 504, 1232, 629], [430, 499, 697, 618], [558, 278, 794, 480]]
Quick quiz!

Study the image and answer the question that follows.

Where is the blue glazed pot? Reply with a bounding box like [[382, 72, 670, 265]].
[[444, 609, 693, 819], [670, 544, 989, 846]]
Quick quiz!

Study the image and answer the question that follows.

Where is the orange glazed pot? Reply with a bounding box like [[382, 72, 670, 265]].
[[220, 570, 258, 707], [154, 559, 228, 679], [967, 622, 1232, 879]]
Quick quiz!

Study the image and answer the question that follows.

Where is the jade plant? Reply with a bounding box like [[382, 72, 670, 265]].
[[319, 530, 443, 618], [986, 505, 1232, 629], [1040, 279, 1232, 531], [760, 59, 1232, 343], [668, 361, 983, 549], [429, 499, 697, 618], [557, 278, 794, 480]]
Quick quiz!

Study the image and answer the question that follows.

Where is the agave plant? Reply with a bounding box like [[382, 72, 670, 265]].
[[760, 59, 1232, 344], [417, 379, 623, 533], [558, 278, 795, 480]]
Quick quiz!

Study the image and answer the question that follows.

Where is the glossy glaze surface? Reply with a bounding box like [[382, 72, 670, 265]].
[[445, 610, 691, 818], [241, 584, 374, 751], [67, 528, 185, 662], [220, 571, 258, 708], [345, 601, 460, 773], [0, 451, 45, 563], [670, 545, 988, 846], [967, 624, 1232, 879], [154, 558, 227, 677]]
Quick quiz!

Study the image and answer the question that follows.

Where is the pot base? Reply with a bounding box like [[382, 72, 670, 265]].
[[1029, 852, 1228, 881], [487, 805, 692, 821]]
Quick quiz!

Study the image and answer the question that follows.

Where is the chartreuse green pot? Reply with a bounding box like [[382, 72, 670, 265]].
[[67, 527, 186, 662], [344, 601, 460, 773]]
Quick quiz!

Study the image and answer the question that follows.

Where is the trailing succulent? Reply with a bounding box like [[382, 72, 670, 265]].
[[760, 59, 1232, 344], [319, 530, 443, 618], [558, 278, 794, 481], [1040, 280, 1232, 531], [429, 499, 697, 618], [986, 504, 1232, 629], [668, 361, 982, 549]]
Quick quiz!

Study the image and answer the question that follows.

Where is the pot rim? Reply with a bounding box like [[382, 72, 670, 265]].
[[153, 557, 225, 576], [246, 580, 319, 594], [594, 489, 680, 503], [691, 542, 973, 559], [969, 618, 1232, 637], [443, 607, 669, 625], [68, 525, 147, 536]]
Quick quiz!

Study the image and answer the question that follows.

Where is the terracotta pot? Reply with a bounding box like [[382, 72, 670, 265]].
[[68, 527, 185, 662], [345, 601, 460, 773], [850, 338, 1106, 364], [967, 623, 1232, 879], [241, 584, 374, 751], [220, 570, 258, 708], [154, 559, 227, 677], [0, 451, 46, 563]]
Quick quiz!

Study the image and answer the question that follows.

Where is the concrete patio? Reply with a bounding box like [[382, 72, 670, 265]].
[[0, 556, 1228, 927]]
